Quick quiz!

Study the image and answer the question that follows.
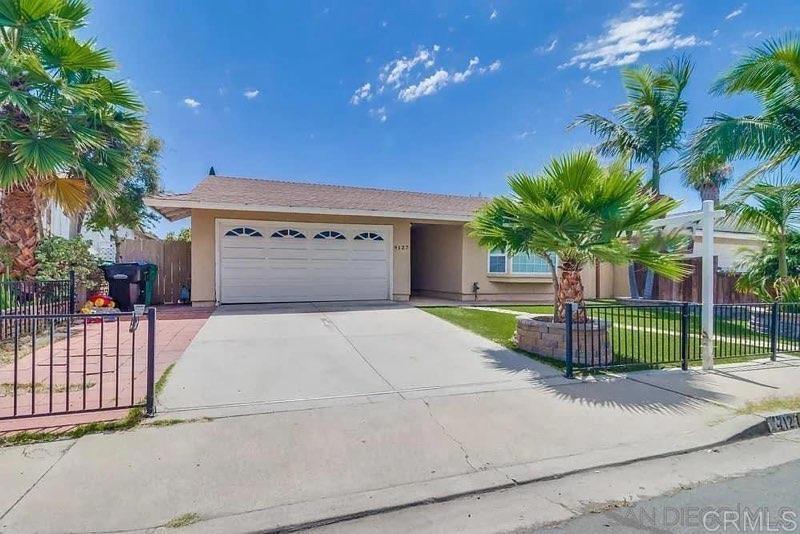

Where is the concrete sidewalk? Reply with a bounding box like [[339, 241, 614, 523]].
[[1, 356, 799, 533]]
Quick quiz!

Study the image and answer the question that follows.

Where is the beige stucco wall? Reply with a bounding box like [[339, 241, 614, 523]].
[[460, 226, 554, 303], [190, 208, 411, 305], [410, 224, 463, 297]]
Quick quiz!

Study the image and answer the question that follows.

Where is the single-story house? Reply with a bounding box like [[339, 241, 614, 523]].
[[145, 174, 763, 307], [146, 174, 563, 306]]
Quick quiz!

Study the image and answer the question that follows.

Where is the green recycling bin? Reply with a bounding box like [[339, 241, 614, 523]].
[[142, 263, 157, 306]]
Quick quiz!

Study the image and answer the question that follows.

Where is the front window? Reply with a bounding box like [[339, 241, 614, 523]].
[[488, 249, 507, 273], [511, 252, 552, 274], [488, 250, 554, 275]]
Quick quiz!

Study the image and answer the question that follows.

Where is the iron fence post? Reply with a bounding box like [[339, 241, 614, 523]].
[[680, 302, 689, 371], [68, 270, 76, 314], [770, 302, 778, 361], [564, 302, 574, 379], [145, 307, 157, 416]]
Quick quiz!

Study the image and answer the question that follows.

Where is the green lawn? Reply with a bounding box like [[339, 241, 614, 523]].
[[424, 304, 799, 371]]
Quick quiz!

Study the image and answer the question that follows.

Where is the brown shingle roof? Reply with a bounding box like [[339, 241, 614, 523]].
[[148, 175, 488, 221]]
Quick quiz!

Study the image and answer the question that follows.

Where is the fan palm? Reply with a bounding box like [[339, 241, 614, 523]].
[[681, 153, 733, 204], [469, 151, 689, 321], [688, 35, 800, 192], [726, 180, 800, 279], [0, 0, 143, 278]]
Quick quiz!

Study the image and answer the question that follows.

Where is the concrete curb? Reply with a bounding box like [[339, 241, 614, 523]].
[[240, 419, 775, 533]]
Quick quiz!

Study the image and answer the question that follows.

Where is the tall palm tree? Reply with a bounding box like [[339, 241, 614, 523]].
[[681, 153, 733, 205], [689, 36, 800, 192], [570, 55, 693, 298], [726, 179, 800, 279], [469, 151, 689, 321], [570, 55, 693, 192], [0, 0, 143, 278]]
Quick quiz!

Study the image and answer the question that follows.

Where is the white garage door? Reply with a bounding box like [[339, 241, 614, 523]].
[[218, 221, 392, 303]]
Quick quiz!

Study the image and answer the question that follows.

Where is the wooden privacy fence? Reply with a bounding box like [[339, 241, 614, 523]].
[[117, 239, 191, 304], [648, 256, 759, 304]]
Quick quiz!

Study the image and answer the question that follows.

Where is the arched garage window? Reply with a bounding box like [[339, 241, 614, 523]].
[[314, 230, 346, 240], [354, 232, 384, 241], [270, 228, 306, 238], [225, 227, 263, 237]]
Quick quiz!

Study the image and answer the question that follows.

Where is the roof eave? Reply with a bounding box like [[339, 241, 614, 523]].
[[144, 197, 474, 223]]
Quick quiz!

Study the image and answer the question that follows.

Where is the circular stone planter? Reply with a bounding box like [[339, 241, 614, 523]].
[[515, 315, 613, 366]]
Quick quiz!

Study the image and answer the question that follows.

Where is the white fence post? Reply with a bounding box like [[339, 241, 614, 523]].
[[701, 200, 715, 370]]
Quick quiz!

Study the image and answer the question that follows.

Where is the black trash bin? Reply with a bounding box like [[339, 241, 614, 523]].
[[102, 262, 155, 312]]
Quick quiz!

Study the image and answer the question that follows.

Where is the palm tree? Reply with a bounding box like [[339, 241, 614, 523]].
[[570, 55, 693, 298], [689, 35, 800, 191], [681, 153, 733, 205], [0, 0, 143, 278], [570, 55, 692, 192], [726, 180, 800, 279], [469, 151, 689, 321]]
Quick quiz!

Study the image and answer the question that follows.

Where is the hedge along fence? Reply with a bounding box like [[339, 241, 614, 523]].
[[117, 239, 191, 304]]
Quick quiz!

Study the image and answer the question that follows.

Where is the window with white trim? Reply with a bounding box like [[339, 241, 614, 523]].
[[313, 230, 346, 240], [225, 227, 263, 237], [511, 252, 552, 274], [488, 249, 507, 274], [488, 250, 554, 275], [270, 228, 306, 239], [354, 232, 384, 241]]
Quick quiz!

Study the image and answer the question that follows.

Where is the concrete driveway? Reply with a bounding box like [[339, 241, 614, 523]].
[[158, 301, 560, 417]]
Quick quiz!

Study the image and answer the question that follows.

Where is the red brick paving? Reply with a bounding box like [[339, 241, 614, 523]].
[[0, 305, 212, 434]]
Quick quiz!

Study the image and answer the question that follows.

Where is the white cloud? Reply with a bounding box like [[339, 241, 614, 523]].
[[397, 56, 501, 102], [562, 7, 705, 70], [350, 82, 372, 105], [583, 76, 602, 87], [452, 57, 480, 83], [484, 59, 502, 72], [535, 39, 558, 54], [490, 9, 498, 20], [630, 1, 647, 8], [243, 89, 260, 99], [369, 106, 388, 122], [182, 98, 201, 108], [725, 4, 745, 20], [515, 130, 535, 140], [380, 46, 440, 88], [398, 70, 450, 102]]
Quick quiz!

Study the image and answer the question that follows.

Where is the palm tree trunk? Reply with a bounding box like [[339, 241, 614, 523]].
[[557, 262, 586, 322], [0, 186, 41, 279], [779, 232, 788, 278], [544, 254, 560, 320]]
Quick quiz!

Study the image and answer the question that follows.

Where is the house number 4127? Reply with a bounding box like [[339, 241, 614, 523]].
[[394, 244, 409, 251]]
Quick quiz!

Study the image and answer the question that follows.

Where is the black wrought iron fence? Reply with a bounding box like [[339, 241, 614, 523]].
[[0, 272, 75, 341], [0, 308, 156, 422], [563, 302, 800, 375]]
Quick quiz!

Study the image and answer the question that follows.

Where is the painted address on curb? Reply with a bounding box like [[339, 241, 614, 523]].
[[766, 412, 800, 433]]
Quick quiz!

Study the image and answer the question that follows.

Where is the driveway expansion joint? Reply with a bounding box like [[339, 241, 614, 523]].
[[0, 440, 76, 521]]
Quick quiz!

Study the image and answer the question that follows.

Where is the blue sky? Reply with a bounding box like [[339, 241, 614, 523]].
[[87, 1, 799, 236]]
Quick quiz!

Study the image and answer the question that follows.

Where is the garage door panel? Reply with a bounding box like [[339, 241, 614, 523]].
[[219, 222, 391, 303]]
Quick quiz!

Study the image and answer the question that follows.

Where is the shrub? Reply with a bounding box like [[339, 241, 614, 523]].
[[35, 236, 103, 291]]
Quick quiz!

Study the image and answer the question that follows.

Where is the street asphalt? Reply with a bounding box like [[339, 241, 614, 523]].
[[533, 459, 800, 533]]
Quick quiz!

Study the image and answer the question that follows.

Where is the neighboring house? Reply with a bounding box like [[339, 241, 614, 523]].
[[145, 174, 764, 306], [41, 202, 135, 262]]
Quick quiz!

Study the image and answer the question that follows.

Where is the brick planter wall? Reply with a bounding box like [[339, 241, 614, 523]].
[[515, 315, 613, 366]]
